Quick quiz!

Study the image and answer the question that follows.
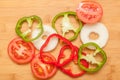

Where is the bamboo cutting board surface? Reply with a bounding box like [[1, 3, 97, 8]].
[[0, 0, 120, 80]]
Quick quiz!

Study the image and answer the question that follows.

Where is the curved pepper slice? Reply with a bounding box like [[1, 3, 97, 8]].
[[15, 15, 43, 42], [40, 34, 75, 66], [57, 45, 74, 67], [52, 11, 82, 41], [59, 46, 89, 77], [78, 42, 107, 73]]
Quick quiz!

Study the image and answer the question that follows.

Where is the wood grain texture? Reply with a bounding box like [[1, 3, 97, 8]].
[[0, 0, 120, 80]]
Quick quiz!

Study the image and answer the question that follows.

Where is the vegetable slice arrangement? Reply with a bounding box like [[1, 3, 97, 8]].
[[40, 34, 75, 67], [7, 0, 109, 79]]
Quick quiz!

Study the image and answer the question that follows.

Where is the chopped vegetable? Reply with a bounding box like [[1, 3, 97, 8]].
[[80, 22, 109, 49], [59, 46, 89, 77], [52, 11, 82, 41], [31, 25, 58, 51], [31, 53, 57, 79], [57, 45, 74, 67], [15, 15, 43, 42], [39, 34, 75, 66], [76, 1, 103, 24], [78, 42, 107, 73], [8, 37, 35, 64]]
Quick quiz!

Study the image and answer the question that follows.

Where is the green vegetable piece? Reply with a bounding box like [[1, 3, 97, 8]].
[[78, 42, 107, 73], [52, 11, 82, 41], [81, 53, 100, 65], [61, 14, 76, 36], [15, 15, 43, 42]]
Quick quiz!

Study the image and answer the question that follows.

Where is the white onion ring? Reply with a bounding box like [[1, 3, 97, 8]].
[[80, 22, 109, 49], [32, 25, 58, 52]]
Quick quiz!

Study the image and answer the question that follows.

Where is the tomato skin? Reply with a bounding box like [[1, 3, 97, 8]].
[[8, 37, 35, 64], [76, 1, 103, 24], [31, 53, 57, 79]]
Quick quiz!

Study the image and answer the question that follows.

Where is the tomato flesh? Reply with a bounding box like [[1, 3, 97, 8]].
[[8, 37, 35, 64], [76, 1, 103, 24], [34, 63, 45, 76], [31, 53, 57, 79]]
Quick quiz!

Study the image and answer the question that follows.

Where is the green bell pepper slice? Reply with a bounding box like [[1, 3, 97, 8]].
[[52, 11, 82, 41], [15, 15, 43, 42], [78, 42, 107, 73]]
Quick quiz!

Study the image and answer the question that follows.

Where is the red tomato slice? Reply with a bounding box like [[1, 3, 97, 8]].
[[8, 37, 35, 64], [31, 53, 57, 79], [76, 1, 103, 24]]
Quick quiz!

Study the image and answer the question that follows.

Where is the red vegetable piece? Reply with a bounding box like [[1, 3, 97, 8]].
[[40, 34, 75, 67], [57, 45, 74, 67], [31, 53, 57, 79], [76, 1, 103, 24], [73, 46, 79, 64], [59, 46, 89, 77], [8, 37, 35, 64]]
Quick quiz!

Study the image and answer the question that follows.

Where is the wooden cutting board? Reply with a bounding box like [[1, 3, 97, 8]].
[[0, 0, 120, 80]]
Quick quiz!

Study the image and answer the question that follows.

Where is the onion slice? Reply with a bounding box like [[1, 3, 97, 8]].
[[32, 25, 58, 52], [80, 22, 109, 49]]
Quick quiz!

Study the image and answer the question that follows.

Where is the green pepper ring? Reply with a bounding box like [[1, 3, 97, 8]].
[[15, 15, 43, 42], [78, 42, 107, 73], [52, 11, 82, 41]]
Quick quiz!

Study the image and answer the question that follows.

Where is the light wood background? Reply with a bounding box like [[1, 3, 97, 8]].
[[0, 0, 120, 80]]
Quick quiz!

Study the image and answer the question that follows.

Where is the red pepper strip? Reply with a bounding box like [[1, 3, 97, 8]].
[[57, 45, 74, 67], [73, 46, 87, 64], [59, 46, 89, 77], [40, 34, 75, 66], [73, 46, 79, 64], [73, 46, 89, 67]]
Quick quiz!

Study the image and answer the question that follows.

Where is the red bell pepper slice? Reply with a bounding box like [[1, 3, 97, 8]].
[[40, 34, 89, 77], [59, 46, 89, 77], [57, 45, 74, 67], [40, 34, 75, 67], [73, 46, 79, 64]]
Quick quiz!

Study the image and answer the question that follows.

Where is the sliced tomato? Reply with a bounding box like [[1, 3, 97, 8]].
[[8, 37, 35, 64], [76, 1, 103, 24], [31, 53, 57, 79]]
